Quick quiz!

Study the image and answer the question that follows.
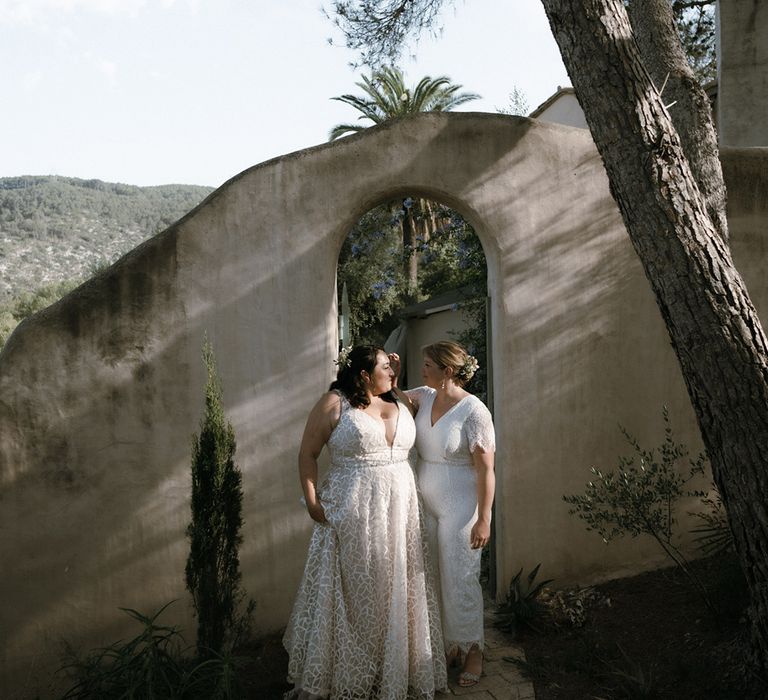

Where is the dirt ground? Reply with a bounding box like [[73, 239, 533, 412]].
[[519, 552, 767, 699], [247, 552, 767, 699]]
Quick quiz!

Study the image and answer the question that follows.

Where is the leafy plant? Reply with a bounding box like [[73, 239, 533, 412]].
[[328, 66, 480, 140], [496, 85, 530, 116], [59, 603, 186, 699], [181, 645, 250, 700], [563, 407, 716, 614], [58, 603, 250, 699], [185, 339, 251, 659], [494, 564, 554, 637], [546, 585, 610, 628], [601, 644, 658, 699], [690, 487, 734, 557]]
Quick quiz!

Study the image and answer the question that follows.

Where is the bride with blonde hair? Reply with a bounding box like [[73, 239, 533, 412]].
[[393, 340, 495, 687]]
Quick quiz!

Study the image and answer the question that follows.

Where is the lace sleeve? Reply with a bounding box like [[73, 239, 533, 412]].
[[404, 386, 431, 412], [465, 400, 496, 454]]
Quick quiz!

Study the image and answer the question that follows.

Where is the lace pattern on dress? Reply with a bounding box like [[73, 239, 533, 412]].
[[283, 392, 447, 699], [465, 402, 495, 454]]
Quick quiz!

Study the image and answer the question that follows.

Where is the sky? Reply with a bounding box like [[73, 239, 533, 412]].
[[1, 0, 571, 188]]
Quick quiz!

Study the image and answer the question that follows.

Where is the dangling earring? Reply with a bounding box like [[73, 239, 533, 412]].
[[440, 378, 446, 391]]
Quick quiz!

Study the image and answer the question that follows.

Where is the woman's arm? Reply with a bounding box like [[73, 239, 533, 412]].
[[388, 352, 419, 415], [391, 385, 417, 415], [470, 448, 495, 549], [298, 392, 341, 523]]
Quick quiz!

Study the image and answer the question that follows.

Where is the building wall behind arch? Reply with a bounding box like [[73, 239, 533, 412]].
[[0, 113, 766, 697]]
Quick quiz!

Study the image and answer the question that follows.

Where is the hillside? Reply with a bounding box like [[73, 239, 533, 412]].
[[0, 176, 214, 300]]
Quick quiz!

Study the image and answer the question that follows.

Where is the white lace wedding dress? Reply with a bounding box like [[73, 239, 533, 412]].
[[408, 387, 496, 656], [283, 392, 447, 700]]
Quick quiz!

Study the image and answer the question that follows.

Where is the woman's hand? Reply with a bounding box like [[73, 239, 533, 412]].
[[388, 353, 402, 385], [307, 499, 327, 524], [298, 392, 340, 526], [470, 518, 491, 549]]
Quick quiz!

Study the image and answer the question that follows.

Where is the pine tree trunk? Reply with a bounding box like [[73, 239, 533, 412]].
[[541, 0, 768, 670], [626, 0, 728, 242]]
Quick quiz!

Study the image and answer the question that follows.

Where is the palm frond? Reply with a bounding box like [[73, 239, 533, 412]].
[[328, 65, 480, 141], [329, 123, 367, 140]]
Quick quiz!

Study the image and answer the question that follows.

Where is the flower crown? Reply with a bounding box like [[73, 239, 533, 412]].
[[334, 345, 353, 370], [456, 354, 479, 380]]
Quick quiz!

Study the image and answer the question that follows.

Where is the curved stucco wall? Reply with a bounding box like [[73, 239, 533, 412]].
[[0, 112, 766, 697]]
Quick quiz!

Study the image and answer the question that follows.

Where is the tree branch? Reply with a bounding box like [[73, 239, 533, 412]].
[[327, 0, 450, 66], [627, 0, 727, 242], [672, 0, 714, 10]]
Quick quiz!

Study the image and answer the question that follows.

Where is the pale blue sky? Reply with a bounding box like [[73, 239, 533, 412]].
[[1, 0, 570, 187]]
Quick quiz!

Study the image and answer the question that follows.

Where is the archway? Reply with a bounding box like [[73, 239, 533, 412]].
[[336, 192, 496, 591]]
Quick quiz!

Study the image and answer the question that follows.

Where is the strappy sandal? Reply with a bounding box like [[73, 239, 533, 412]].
[[458, 648, 482, 687], [458, 670, 481, 687]]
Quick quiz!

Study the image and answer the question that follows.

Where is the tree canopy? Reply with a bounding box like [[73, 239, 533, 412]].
[[327, 0, 716, 83], [329, 65, 480, 139]]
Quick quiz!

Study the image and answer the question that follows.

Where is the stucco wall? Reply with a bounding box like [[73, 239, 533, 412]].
[[718, 0, 768, 147], [1, 113, 766, 697]]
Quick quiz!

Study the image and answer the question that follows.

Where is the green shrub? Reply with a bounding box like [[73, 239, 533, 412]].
[[185, 339, 251, 659], [563, 408, 716, 613], [495, 564, 553, 637], [58, 603, 249, 699], [602, 644, 658, 699]]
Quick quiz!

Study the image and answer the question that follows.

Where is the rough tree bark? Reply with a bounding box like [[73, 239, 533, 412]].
[[540, 0, 768, 670], [627, 0, 728, 242]]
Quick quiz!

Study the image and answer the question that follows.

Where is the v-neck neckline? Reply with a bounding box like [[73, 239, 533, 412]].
[[429, 393, 470, 428], [356, 402, 401, 449]]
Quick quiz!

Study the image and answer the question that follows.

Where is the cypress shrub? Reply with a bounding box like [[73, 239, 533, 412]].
[[185, 339, 246, 658]]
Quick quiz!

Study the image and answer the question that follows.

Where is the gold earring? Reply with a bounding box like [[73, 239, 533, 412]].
[[440, 378, 445, 390]]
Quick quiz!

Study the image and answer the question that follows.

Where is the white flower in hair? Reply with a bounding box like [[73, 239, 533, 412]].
[[459, 354, 479, 379], [334, 345, 353, 369]]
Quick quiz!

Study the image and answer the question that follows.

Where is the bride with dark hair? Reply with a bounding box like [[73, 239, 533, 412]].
[[283, 345, 446, 700]]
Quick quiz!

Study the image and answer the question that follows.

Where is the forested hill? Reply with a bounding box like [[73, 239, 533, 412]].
[[0, 176, 214, 299]]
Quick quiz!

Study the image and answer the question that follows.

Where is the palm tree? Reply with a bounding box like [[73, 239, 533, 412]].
[[330, 67, 480, 297], [329, 66, 480, 140]]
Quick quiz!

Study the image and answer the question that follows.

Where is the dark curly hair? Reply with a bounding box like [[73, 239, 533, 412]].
[[329, 345, 396, 408]]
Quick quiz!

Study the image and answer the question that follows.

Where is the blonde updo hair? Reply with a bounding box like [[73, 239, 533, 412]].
[[422, 340, 478, 388]]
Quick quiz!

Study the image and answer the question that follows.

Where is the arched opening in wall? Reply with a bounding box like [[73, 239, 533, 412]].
[[336, 194, 496, 594]]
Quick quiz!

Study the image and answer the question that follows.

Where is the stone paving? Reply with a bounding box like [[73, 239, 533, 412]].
[[437, 608, 536, 700]]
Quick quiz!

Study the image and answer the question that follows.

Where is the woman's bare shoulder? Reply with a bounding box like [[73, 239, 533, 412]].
[[308, 391, 344, 420]]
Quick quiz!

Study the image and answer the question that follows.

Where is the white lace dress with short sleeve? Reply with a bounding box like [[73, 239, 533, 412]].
[[283, 392, 447, 700], [408, 386, 496, 656]]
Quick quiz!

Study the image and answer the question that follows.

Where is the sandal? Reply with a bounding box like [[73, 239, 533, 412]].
[[458, 670, 481, 687], [458, 648, 482, 687]]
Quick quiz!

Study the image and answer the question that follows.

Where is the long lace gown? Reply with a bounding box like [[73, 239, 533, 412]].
[[408, 387, 496, 656], [283, 392, 447, 700]]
